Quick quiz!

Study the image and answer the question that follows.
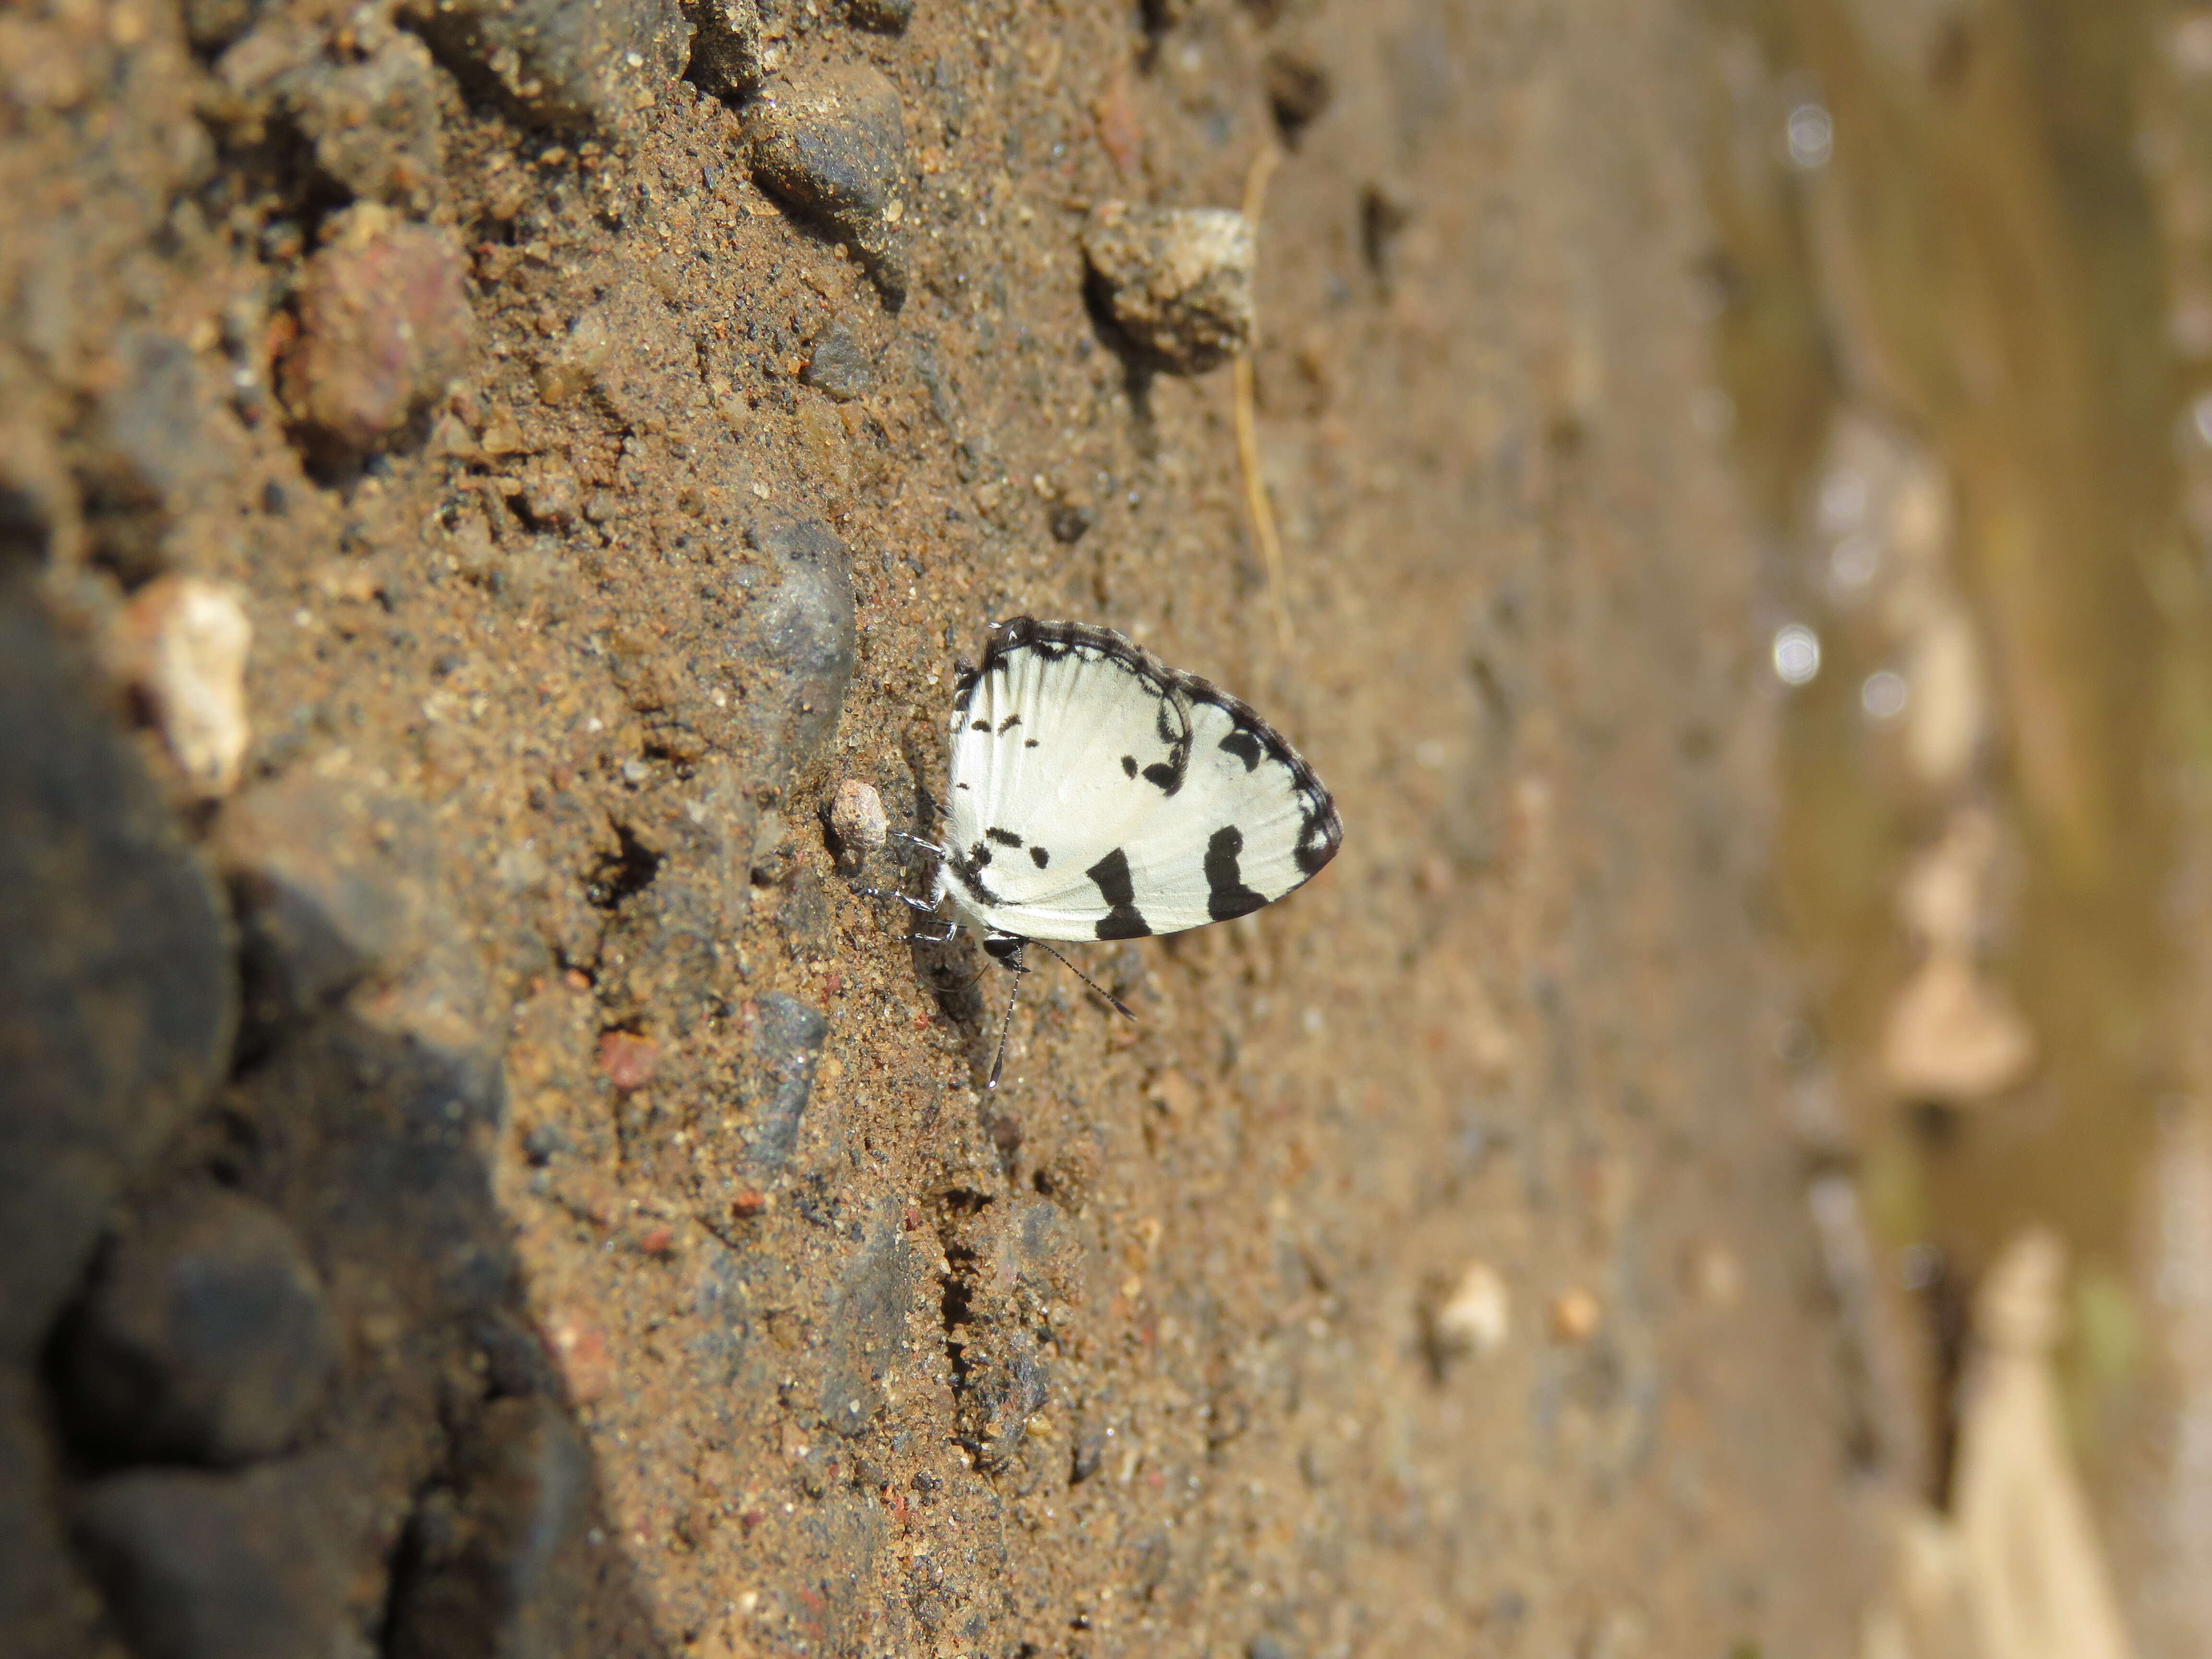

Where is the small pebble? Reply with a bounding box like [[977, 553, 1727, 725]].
[[1048, 494, 1094, 544], [115, 576, 253, 798], [1082, 203, 1254, 373], [827, 777, 890, 862], [1431, 1260, 1511, 1358], [689, 0, 764, 98], [801, 319, 877, 401], [748, 65, 912, 301], [1550, 1286, 1602, 1343], [597, 1030, 660, 1091], [282, 206, 472, 456]]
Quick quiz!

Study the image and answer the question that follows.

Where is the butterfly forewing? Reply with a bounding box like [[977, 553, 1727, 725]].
[[936, 619, 1341, 942]]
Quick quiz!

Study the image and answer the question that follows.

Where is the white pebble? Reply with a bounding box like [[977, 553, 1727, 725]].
[[118, 576, 252, 797], [829, 777, 889, 857], [1433, 1261, 1510, 1358]]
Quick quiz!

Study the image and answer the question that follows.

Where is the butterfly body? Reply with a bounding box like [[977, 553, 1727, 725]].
[[930, 618, 1341, 945]]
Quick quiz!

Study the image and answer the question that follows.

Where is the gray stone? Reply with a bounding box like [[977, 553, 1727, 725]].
[[1083, 203, 1255, 373], [800, 318, 877, 401], [748, 64, 911, 302], [385, 1396, 592, 1659], [72, 1462, 356, 1659], [748, 513, 856, 793], [216, 773, 434, 1034], [80, 332, 232, 580], [684, 0, 761, 97], [405, 0, 693, 132], [743, 993, 826, 1171], [56, 1188, 339, 1467], [289, 33, 452, 209], [818, 1207, 913, 1438]]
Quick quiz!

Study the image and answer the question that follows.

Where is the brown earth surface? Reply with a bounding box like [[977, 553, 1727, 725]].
[[2, 0, 1887, 1655]]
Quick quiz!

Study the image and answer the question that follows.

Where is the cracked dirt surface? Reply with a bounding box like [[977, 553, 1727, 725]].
[[2, 0, 1882, 1654]]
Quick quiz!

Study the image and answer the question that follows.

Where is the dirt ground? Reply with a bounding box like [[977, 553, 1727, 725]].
[[2, 0, 1887, 1655]]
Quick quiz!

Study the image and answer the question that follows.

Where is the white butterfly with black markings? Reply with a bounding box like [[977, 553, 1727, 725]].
[[871, 617, 1343, 1085]]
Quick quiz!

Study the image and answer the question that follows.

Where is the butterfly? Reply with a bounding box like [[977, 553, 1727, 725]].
[[872, 617, 1343, 1085]]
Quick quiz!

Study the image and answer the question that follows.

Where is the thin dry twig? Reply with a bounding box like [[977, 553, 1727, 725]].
[[1233, 143, 1291, 655]]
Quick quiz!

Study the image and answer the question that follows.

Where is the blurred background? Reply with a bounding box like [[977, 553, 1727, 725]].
[[1705, 0, 2212, 1651]]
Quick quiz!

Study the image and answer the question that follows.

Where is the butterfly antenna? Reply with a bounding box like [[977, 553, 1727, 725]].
[[986, 943, 1027, 1092], [1031, 939, 1138, 1021]]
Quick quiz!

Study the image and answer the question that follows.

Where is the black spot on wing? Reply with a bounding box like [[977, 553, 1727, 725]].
[[1120, 755, 1138, 778], [1294, 793, 1344, 876], [997, 712, 1022, 733], [1024, 739, 1039, 748], [948, 846, 1001, 907], [986, 827, 1023, 848], [1218, 729, 1263, 772], [1084, 847, 1152, 939], [1030, 845, 1050, 869], [1203, 826, 1268, 922], [969, 840, 994, 867], [1141, 760, 1181, 794], [970, 719, 991, 732]]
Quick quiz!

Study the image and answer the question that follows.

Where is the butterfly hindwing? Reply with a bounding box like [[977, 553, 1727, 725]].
[[936, 619, 1341, 943]]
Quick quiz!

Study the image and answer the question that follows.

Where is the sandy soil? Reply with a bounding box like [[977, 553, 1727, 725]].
[[2, 0, 1884, 1654]]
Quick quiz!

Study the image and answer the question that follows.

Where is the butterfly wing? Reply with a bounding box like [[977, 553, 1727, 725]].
[[937, 619, 1341, 942]]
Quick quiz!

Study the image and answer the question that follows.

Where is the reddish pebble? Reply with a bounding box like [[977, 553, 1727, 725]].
[[636, 1225, 676, 1258], [598, 1030, 660, 1091], [731, 1190, 769, 1219], [283, 205, 472, 455]]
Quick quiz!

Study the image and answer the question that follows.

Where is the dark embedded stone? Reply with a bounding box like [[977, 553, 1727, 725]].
[[844, 0, 912, 31], [747, 64, 911, 302], [0, 574, 236, 1654], [0, 576, 235, 1367], [818, 1207, 912, 1439], [1262, 49, 1331, 143], [684, 0, 762, 96], [385, 1396, 592, 1659], [748, 513, 857, 793], [1070, 1425, 1104, 1483], [800, 319, 877, 401], [1048, 499, 1093, 543], [56, 1188, 339, 1467], [72, 1461, 355, 1659], [744, 993, 827, 1170], [405, 0, 694, 132]]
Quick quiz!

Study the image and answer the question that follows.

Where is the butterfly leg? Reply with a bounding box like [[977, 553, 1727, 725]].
[[853, 885, 941, 915], [984, 933, 1028, 1092], [893, 831, 944, 858]]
